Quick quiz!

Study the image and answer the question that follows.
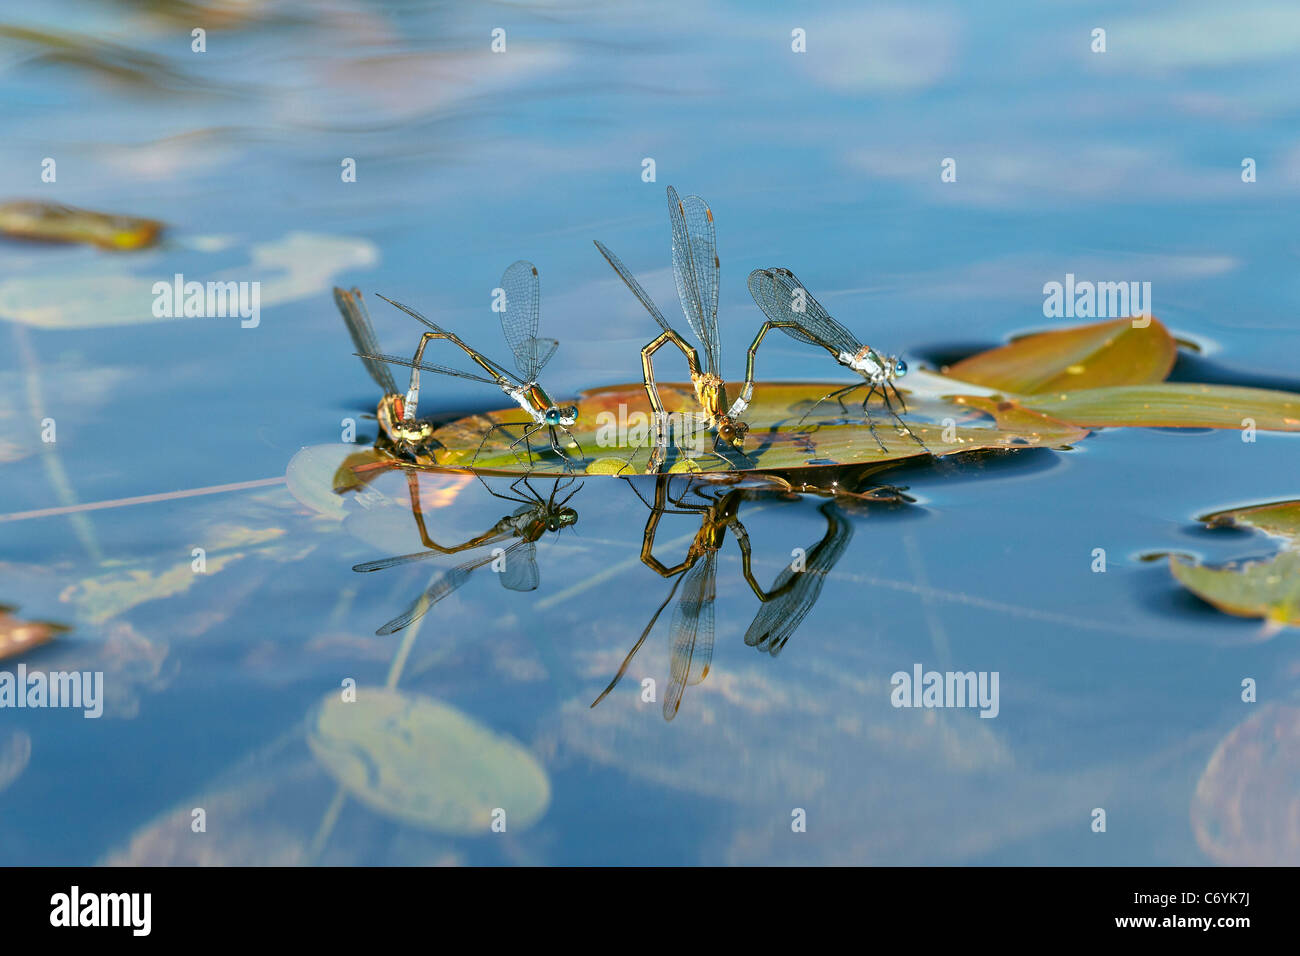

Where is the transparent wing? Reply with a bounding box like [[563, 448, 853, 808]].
[[744, 501, 853, 655], [747, 268, 863, 357], [668, 187, 720, 375], [663, 552, 717, 720], [375, 552, 495, 636], [376, 292, 452, 335], [530, 337, 559, 375], [354, 351, 503, 387], [689, 555, 716, 685], [593, 239, 675, 336], [498, 539, 540, 592], [590, 573, 684, 709], [334, 287, 397, 395], [352, 549, 443, 573], [500, 260, 542, 380]]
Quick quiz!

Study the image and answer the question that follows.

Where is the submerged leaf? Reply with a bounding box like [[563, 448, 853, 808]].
[[0, 731, 32, 793], [1192, 704, 1300, 865], [308, 687, 550, 835], [59, 526, 284, 625], [944, 317, 1176, 394]]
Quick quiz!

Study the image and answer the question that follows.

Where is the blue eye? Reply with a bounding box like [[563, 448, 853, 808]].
[[894, 359, 908, 376], [545, 409, 561, 425]]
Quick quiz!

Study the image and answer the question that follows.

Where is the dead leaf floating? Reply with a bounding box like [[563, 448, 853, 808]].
[[0, 200, 163, 251], [0, 603, 68, 661]]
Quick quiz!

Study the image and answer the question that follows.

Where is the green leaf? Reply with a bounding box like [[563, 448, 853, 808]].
[[426, 380, 1090, 478], [1019, 383, 1300, 430], [1171, 552, 1300, 627], [1202, 500, 1300, 541], [943, 317, 1177, 394], [1169, 500, 1300, 628]]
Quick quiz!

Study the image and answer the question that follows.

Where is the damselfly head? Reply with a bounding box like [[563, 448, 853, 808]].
[[378, 394, 433, 446], [394, 420, 434, 443], [545, 405, 578, 426], [892, 357, 908, 379], [547, 507, 579, 532], [717, 419, 748, 447]]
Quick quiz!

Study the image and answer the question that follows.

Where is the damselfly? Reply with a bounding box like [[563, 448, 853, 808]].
[[594, 187, 753, 473], [356, 261, 582, 469], [352, 474, 581, 635], [744, 267, 928, 452], [590, 476, 845, 720], [334, 286, 440, 462]]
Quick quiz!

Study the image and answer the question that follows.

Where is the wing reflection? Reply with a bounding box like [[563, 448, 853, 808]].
[[592, 475, 868, 720]]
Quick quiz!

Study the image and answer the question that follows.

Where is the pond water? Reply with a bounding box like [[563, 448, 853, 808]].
[[1, 0, 1298, 865]]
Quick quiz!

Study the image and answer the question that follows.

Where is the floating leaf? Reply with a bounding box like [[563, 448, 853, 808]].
[[1020, 383, 1300, 431], [0, 201, 163, 251], [308, 687, 550, 835], [1169, 500, 1300, 628], [0, 603, 68, 660], [333, 318, 1300, 480], [1203, 500, 1300, 541], [1191, 704, 1300, 865], [944, 317, 1176, 394], [424, 380, 1090, 479], [1171, 552, 1300, 627]]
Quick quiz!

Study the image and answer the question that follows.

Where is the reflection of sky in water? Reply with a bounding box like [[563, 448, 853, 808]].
[[0, 1, 1298, 863]]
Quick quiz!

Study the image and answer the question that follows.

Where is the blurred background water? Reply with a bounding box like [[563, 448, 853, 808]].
[[1, 0, 1299, 864]]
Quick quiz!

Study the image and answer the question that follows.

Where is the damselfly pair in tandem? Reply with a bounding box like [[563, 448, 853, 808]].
[[334, 260, 582, 470], [595, 186, 927, 474]]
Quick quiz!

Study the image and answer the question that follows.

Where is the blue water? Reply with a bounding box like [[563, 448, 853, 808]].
[[1, 0, 1298, 865]]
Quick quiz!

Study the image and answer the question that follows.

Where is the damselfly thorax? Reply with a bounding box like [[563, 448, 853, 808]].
[[840, 346, 893, 382], [502, 382, 570, 426], [691, 372, 743, 435]]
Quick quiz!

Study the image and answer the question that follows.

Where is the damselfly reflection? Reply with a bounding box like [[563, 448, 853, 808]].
[[352, 475, 581, 636], [355, 261, 583, 469], [591, 476, 853, 720], [594, 187, 753, 474], [745, 267, 928, 452], [334, 286, 440, 462]]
